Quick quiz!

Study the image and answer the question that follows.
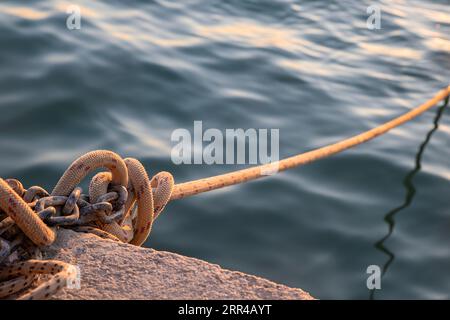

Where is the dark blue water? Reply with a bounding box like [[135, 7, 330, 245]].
[[0, 0, 449, 299]]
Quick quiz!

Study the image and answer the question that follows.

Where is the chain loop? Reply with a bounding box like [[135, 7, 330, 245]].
[[0, 151, 175, 300]]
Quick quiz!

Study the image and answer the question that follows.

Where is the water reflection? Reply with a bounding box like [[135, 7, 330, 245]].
[[370, 95, 449, 300], [0, 6, 49, 20], [194, 21, 305, 51]]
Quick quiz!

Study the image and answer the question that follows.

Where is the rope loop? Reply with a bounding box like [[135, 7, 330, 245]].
[[0, 85, 448, 299], [0, 152, 174, 299]]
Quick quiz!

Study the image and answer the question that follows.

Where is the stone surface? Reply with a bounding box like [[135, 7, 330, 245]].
[[43, 229, 314, 300]]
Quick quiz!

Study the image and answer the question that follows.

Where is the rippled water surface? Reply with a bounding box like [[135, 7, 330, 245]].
[[1, 0, 449, 299]]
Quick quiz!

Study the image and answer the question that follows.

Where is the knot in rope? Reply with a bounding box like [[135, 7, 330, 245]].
[[0, 151, 174, 299], [0, 85, 448, 300]]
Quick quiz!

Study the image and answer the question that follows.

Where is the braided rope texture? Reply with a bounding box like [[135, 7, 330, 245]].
[[172, 85, 450, 199], [0, 152, 174, 299], [0, 85, 448, 299]]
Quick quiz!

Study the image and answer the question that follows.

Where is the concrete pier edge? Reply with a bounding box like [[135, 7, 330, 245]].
[[43, 229, 314, 300]]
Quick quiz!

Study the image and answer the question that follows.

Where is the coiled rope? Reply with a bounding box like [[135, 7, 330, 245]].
[[0, 85, 449, 299]]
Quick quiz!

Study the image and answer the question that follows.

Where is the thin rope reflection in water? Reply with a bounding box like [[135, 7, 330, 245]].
[[370, 95, 449, 300]]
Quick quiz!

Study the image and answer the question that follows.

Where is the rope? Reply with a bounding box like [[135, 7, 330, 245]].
[[0, 85, 448, 300], [0, 152, 175, 299], [171, 85, 450, 199]]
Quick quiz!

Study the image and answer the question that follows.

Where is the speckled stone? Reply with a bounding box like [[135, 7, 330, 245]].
[[43, 229, 314, 300]]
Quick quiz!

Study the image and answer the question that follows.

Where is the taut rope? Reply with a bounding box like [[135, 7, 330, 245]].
[[172, 85, 450, 199], [0, 85, 449, 299]]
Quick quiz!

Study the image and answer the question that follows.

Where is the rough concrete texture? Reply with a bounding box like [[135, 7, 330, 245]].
[[42, 229, 314, 300]]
